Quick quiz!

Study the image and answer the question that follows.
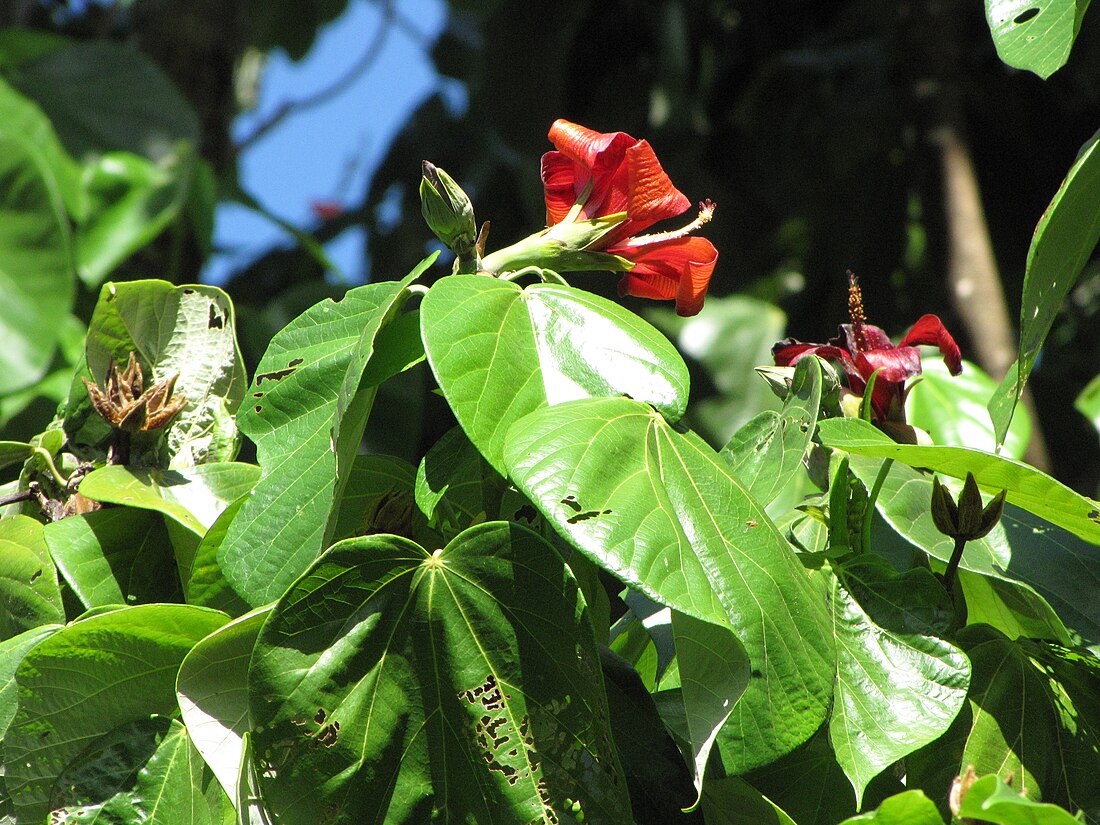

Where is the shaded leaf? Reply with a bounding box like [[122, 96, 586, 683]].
[[3, 603, 228, 821], [504, 396, 834, 772], [838, 789, 945, 824], [0, 515, 64, 640], [249, 522, 630, 825], [422, 274, 690, 474], [0, 624, 59, 738], [700, 776, 797, 825]]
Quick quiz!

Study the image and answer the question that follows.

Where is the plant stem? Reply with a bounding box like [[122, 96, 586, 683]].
[[0, 488, 35, 508], [942, 536, 967, 597]]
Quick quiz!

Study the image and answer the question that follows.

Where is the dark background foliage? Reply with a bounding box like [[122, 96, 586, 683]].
[[8, 0, 1100, 491]]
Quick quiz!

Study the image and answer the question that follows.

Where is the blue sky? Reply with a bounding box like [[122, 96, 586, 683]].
[[204, 0, 449, 286]]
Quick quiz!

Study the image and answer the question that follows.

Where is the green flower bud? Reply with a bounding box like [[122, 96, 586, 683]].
[[420, 161, 477, 256], [930, 473, 1006, 541]]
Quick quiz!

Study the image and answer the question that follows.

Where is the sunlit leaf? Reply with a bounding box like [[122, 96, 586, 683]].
[[957, 774, 1085, 825], [985, 0, 1085, 79], [0, 514, 64, 640], [422, 274, 690, 474], [3, 603, 228, 821], [504, 396, 834, 772], [249, 522, 630, 825], [837, 789, 945, 824]]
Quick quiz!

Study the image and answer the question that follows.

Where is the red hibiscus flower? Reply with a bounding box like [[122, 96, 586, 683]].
[[773, 272, 962, 423], [540, 119, 718, 316]]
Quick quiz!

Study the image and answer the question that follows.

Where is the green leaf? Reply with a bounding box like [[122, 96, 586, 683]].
[[648, 295, 787, 446], [10, 40, 200, 161], [701, 776, 798, 825], [43, 507, 183, 609], [819, 418, 1100, 545], [0, 515, 64, 640], [182, 494, 252, 615], [69, 279, 247, 467], [178, 605, 272, 808], [249, 522, 630, 825], [957, 625, 1100, 813], [327, 453, 427, 546], [906, 357, 1029, 459], [827, 572, 969, 806], [721, 354, 822, 507], [984, 0, 1084, 79], [957, 774, 1085, 825], [989, 129, 1100, 442], [1076, 371, 1100, 437], [3, 603, 228, 821], [130, 718, 229, 825], [504, 396, 834, 772], [0, 79, 76, 395], [421, 275, 690, 474], [672, 610, 750, 802], [217, 262, 429, 608], [76, 148, 198, 287], [0, 624, 59, 738], [838, 790, 945, 824], [0, 441, 34, 474]]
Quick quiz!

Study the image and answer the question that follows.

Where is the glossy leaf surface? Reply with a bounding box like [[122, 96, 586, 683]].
[[504, 396, 834, 772], [422, 274, 690, 474]]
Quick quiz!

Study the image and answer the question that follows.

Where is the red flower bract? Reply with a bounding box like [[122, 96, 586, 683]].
[[772, 273, 962, 423], [541, 119, 718, 316]]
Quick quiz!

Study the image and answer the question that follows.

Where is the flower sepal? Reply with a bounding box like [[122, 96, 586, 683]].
[[480, 220, 635, 277]]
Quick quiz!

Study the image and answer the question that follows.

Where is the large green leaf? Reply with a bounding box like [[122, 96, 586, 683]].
[[984, 0, 1086, 79], [0, 79, 76, 395], [248, 522, 630, 825], [0, 514, 64, 640], [177, 606, 271, 808], [3, 603, 228, 821], [68, 279, 247, 467], [76, 148, 199, 287], [0, 441, 34, 474], [959, 570, 1073, 645], [721, 354, 822, 508], [217, 261, 429, 608], [0, 624, 59, 738], [827, 572, 969, 806], [906, 357, 1029, 459], [701, 776, 798, 825], [43, 506, 182, 609], [989, 129, 1100, 442], [421, 274, 690, 474], [838, 790, 945, 825], [11, 40, 199, 162], [956, 625, 1100, 815], [504, 396, 834, 772], [820, 418, 1100, 544]]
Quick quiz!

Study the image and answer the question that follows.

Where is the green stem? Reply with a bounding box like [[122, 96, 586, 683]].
[[942, 536, 967, 597], [861, 458, 893, 554], [32, 447, 69, 488]]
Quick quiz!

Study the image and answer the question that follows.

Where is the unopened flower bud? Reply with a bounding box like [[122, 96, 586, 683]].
[[931, 473, 1006, 541], [420, 161, 477, 256]]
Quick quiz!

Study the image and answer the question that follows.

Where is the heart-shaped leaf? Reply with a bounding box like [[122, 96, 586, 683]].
[[249, 522, 629, 825], [504, 396, 834, 772], [422, 275, 690, 474]]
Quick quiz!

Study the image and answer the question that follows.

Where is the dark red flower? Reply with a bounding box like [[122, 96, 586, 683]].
[[773, 273, 962, 422], [541, 119, 718, 316]]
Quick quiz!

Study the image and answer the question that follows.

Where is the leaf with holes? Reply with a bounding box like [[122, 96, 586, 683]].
[[827, 572, 969, 806], [989, 129, 1100, 442], [421, 274, 690, 475], [985, 0, 1085, 79], [217, 257, 431, 608], [721, 353, 821, 507], [66, 279, 247, 467], [178, 606, 272, 809], [0, 515, 64, 640], [504, 396, 834, 772], [820, 418, 1100, 545], [2, 603, 227, 821], [248, 522, 630, 825]]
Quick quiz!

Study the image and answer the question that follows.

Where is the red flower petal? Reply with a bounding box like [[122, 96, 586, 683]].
[[857, 346, 923, 383], [838, 322, 894, 356], [614, 236, 717, 316], [541, 151, 581, 226], [899, 314, 962, 375]]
